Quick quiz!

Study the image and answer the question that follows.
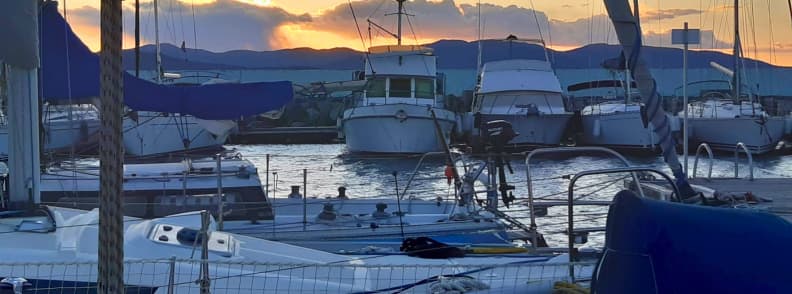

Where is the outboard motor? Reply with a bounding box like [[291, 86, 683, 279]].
[[480, 120, 518, 208]]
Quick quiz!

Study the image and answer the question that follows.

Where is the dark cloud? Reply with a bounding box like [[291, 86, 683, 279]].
[[641, 9, 702, 21], [64, 0, 732, 52], [68, 0, 311, 51]]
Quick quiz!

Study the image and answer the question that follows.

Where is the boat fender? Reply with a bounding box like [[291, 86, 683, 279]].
[[400, 237, 466, 259], [592, 119, 601, 137], [444, 165, 455, 185]]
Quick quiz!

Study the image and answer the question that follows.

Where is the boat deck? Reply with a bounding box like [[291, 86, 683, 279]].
[[638, 177, 792, 222]]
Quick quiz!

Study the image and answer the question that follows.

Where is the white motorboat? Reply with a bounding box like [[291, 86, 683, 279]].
[[339, 1, 456, 154], [471, 40, 573, 149]]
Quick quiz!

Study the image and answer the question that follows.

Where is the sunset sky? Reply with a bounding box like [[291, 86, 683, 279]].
[[60, 0, 792, 66]]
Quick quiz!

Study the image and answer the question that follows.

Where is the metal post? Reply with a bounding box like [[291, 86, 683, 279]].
[[98, 0, 125, 292], [265, 154, 270, 199], [302, 169, 307, 231], [216, 154, 223, 230], [683, 22, 689, 174], [199, 211, 211, 294], [167, 256, 176, 294]]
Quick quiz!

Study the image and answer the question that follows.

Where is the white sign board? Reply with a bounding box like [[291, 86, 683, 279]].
[[672, 29, 701, 45]]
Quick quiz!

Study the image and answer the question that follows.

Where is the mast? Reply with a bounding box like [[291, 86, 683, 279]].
[[396, 0, 405, 45], [476, 0, 482, 75], [733, 0, 741, 100], [154, 0, 162, 83], [135, 0, 140, 77], [2, 1, 41, 208]]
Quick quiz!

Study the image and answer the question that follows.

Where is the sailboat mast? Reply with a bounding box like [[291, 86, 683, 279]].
[[154, 0, 162, 83], [733, 0, 740, 100], [476, 0, 482, 75], [396, 0, 405, 45], [135, 0, 140, 77]]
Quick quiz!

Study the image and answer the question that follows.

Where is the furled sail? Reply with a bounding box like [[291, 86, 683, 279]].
[[39, 2, 293, 120], [603, 0, 697, 200]]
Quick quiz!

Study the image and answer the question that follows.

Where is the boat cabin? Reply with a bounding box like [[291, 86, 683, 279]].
[[359, 45, 443, 107]]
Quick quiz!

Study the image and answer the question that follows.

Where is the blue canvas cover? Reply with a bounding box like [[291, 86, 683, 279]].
[[40, 2, 293, 120], [593, 190, 792, 293]]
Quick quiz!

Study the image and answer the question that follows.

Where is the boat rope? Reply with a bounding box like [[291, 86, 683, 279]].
[[347, 0, 374, 74], [97, 0, 125, 292]]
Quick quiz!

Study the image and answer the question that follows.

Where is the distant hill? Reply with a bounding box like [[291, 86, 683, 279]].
[[122, 40, 781, 71]]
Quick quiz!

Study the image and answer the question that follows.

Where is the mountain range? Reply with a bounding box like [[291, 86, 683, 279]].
[[122, 40, 781, 71]]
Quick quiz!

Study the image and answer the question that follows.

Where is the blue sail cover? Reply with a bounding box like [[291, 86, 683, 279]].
[[40, 2, 293, 120], [593, 191, 792, 293]]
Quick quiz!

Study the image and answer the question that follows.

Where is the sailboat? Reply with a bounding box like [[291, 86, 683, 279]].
[[471, 37, 573, 149], [679, 0, 786, 154], [121, 0, 237, 157], [339, 0, 456, 154], [572, 63, 658, 151], [40, 1, 292, 159]]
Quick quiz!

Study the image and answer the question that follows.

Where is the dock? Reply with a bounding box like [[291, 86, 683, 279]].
[[635, 177, 792, 222], [230, 126, 341, 144]]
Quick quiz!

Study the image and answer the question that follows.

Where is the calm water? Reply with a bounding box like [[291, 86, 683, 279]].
[[229, 144, 792, 247]]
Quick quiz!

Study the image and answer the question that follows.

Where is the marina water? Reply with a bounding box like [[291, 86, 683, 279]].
[[231, 143, 792, 247]]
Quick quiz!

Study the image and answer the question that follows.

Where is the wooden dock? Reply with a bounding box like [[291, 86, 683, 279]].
[[229, 126, 341, 144], [636, 177, 792, 222]]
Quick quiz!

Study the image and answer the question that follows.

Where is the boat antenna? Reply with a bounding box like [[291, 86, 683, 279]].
[[788, 0, 792, 30], [604, 0, 699, 202]]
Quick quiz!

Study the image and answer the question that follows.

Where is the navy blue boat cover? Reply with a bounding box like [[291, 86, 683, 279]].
[[593, 191, 792, 293], [40, 2, 293, 120]]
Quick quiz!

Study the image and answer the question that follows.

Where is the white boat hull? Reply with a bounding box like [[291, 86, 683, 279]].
[[687, 116, 785, 154], [0, 119, 101, 156], [123, 112, 233, 157], [341, 104, 455, 153], [580, 112, 658, 150], [477, 113, 572, 147]]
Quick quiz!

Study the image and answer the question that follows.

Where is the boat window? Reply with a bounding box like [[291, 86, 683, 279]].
[[389, 78, 412, 98], [415, 78, 434, 98], [367, 78, 386, 97]]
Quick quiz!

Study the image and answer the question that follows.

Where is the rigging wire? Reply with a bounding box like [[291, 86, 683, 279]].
[[347, 0, 374, 74], [192, 0, 199, 49], [767, 0, 777, 65]]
